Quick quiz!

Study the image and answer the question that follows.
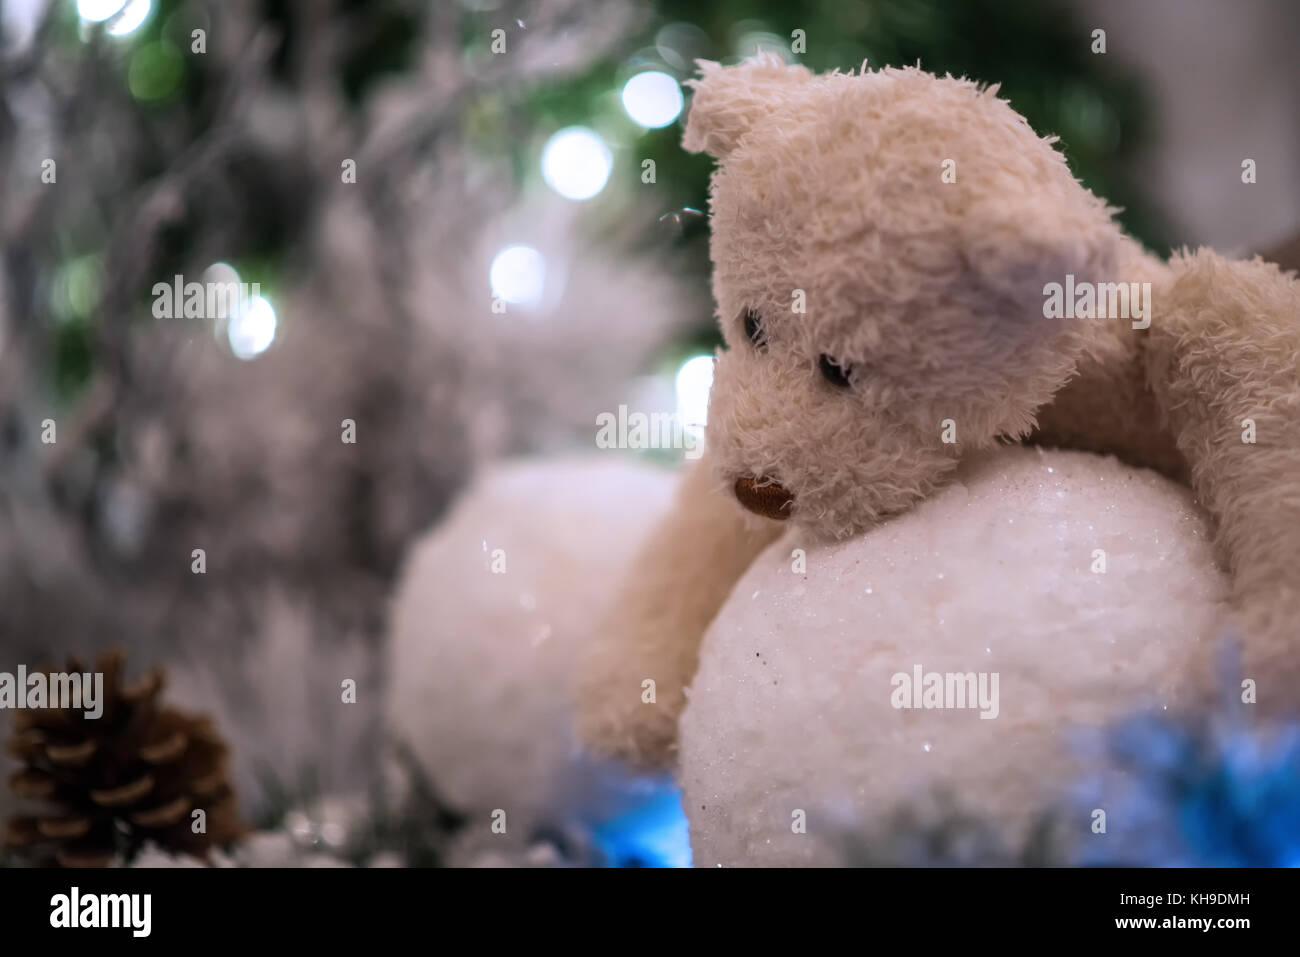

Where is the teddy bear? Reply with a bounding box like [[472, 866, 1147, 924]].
[[576, 55, 1300, 772]]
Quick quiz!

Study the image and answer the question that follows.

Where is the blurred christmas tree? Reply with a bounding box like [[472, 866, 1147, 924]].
[[0, 0, 692, 825]]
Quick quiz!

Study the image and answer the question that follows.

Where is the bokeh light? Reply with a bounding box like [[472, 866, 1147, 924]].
[[489, 245, 546, 306], [51, 255, 102, 322], [675, 354, 714, 429], [228, 296, 277, 360], [654, 22, 710, 73], [735, 31, 792, 60], [621, 71, 684, 129], [202, 261, 241, 290], [107, 0, 152, 37], [77, 0, 127, 23], [541, 127, 612, 201], [128, 42, 183, 101]]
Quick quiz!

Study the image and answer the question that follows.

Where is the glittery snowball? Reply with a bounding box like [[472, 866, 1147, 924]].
[[681, 447, 1230, 866], [386, 457, 677, 845]]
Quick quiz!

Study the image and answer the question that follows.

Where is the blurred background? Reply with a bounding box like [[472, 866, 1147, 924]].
[[0, 0, 1297, 867]]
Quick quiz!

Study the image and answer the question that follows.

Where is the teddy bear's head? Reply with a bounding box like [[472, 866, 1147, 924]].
[[684, 56, 1125, 539]]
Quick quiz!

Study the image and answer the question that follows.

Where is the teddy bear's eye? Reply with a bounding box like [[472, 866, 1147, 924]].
[[743, 309, 767, 349], [818, 354, 853, 389]]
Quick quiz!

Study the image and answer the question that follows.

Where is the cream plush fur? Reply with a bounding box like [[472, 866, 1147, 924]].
[[577, 56, 1300, 770]]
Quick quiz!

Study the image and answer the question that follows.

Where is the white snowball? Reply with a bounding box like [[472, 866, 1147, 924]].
[[681, 447, 1229, 866], [385, 457, 677, 846]]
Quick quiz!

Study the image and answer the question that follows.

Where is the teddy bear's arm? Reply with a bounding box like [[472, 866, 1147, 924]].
[[576, 450, 783, 770], [1031, 327, 1188, 479], [1146, 250, 1300, 699], [1030, 243, 1186, 478]]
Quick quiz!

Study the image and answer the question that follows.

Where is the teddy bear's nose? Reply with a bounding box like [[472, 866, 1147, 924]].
[[734, 476, 794, 520]]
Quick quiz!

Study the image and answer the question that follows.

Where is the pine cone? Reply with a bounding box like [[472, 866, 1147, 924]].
[[4, 650, 245, 866]]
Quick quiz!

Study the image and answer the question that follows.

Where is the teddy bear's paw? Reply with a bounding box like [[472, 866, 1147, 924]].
[[574, 672, 683, 772]]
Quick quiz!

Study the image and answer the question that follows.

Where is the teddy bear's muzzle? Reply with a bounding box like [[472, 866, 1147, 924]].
[[734, 476, 794, 520]]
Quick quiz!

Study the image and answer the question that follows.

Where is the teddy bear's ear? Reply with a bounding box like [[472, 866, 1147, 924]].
[[682, 55, 815, 160], [959, 187, 1125, 313]]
